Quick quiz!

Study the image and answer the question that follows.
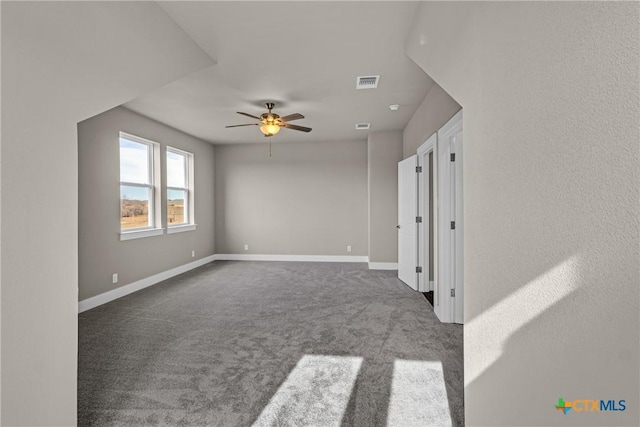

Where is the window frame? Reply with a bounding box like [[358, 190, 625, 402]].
[[166, 146, 196, 234], [119, 132, 163, 241]]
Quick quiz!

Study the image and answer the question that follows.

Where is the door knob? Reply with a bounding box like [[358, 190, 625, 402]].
[[396, 225, 401, 229]]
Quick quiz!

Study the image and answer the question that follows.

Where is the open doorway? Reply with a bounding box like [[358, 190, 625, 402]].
[[418, 136, 436, 306]]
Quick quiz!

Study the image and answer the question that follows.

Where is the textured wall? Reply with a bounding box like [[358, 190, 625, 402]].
[[78, 107, 216, 301], [367, 131, 403, 263], [1, 2, 213, 424], [407, 2, 639, 426], [215, 140, 368, 256], [403, 83, 460, 159]]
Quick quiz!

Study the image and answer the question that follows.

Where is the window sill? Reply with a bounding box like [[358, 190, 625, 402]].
[[120, 228, 164, 241], [167, 224, 197, 234]]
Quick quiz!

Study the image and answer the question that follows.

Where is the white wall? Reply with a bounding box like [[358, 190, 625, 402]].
[[368, 130, 403, 264], [406, 2, 639, 426], [402, 83, 460, 159], [78, 107, 216, 301], [1, 3, 213, 424], [215, 140, 368, 256]]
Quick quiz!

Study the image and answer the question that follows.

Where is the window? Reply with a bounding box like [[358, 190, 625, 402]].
[[166, 147, 195, 233], [119, 133, 162, 240]]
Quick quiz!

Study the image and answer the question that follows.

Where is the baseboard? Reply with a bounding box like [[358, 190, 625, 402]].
[[80, 254, 390, 312], [368, 262, 398, 270], [78, 254, 217, 313], [213, 254, 369, 263]]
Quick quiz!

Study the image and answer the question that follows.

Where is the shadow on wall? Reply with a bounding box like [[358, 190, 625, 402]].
[[465, 251, 637, 425], [465, 256, 580, 385]]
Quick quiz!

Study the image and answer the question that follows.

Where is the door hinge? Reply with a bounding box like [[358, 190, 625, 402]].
[[416, 166, 422, 173], [416, 216, 423, 223], [416, 266, 423, 273], [451, 288, 455, 297], [451, 221, 456, 230], [451, 153, 456, 162]]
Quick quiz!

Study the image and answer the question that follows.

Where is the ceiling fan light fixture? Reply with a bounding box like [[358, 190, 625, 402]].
[[260, 123, 280, 136], [227, 103, 311, 137]]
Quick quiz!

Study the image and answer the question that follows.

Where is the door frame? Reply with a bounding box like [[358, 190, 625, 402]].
[[417, 134, 437, 295], [436, 110, 463, 324]]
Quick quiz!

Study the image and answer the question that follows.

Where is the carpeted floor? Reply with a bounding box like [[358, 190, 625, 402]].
[[78, 261, 464, 426]]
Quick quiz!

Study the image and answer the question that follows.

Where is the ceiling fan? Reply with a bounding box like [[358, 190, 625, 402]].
[[226, 103, 312, 137]]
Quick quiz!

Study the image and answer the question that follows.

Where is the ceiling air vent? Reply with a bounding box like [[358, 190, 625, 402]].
[[355, 123, 371, 130], [356, 75, 380, 90]]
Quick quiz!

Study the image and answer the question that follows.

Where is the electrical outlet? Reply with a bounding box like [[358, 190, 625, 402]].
[[191, 250, 195, 258], [347, 245, 352, 253], [112, 273, 118, 284], [244, 244, 249, 251]]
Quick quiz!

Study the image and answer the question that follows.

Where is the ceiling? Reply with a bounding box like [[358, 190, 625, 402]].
[[123, 1, 434, 145]]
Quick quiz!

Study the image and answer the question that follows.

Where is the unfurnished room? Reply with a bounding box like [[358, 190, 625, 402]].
[[1, 2, 638, 427]]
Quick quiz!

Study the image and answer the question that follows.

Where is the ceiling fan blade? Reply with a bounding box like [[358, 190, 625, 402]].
[[225, 123, 259, 128], [283, 123, 312, 133], [279, 113, 305, 122], [236, 112, 262, 120]]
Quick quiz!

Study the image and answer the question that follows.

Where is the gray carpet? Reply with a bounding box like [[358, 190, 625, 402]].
[[78, 261, 464, 426]]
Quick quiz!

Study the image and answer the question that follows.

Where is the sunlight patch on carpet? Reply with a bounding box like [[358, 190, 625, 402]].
[[252, 355, 362, 427], [387, 360, 452, 427]]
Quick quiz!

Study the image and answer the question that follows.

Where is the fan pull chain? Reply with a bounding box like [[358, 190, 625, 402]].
[[269, 137, 272, 158]]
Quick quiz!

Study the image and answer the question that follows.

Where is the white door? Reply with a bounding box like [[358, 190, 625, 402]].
[[398, 155, 418, 290], [436, 110, 463, 324]]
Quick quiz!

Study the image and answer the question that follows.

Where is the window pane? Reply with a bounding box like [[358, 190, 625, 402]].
[[121, 185, 151, 229], [120, 137, 150, 184], [167, 150, 186, 188], [168, 189, 187, 225]]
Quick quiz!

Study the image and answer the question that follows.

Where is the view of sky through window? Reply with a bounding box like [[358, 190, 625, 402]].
[[120, 138, 150, 201]]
